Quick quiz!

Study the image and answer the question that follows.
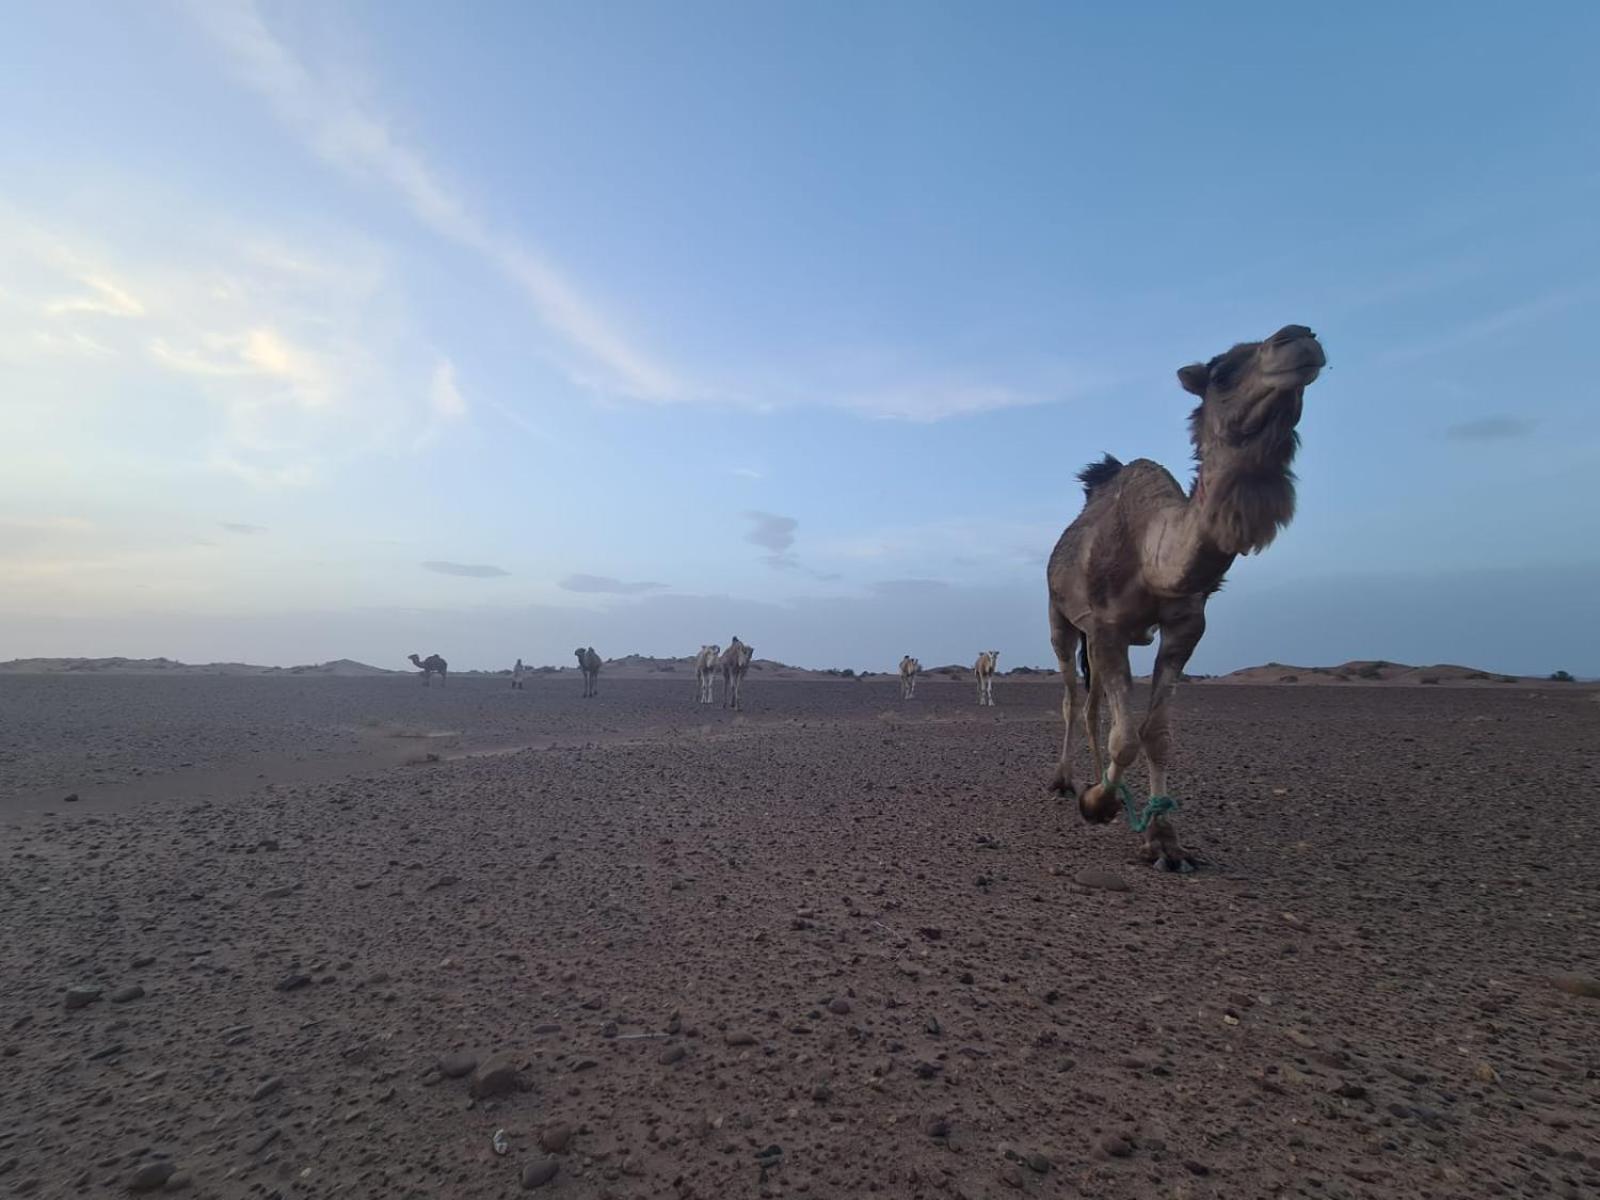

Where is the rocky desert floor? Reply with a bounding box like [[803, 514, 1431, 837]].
[[2, 674, 1598, 1200]]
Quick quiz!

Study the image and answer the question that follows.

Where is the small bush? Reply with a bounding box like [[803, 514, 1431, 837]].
[[1549, 670, 1575, 683]]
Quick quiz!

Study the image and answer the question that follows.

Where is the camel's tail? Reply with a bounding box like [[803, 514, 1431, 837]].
[[1077, 453, 1123, 499]]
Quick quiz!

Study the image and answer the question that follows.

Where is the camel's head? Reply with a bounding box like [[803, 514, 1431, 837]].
[[1180, 325, 1324, 457], [702, 643, 719, 657], [407, 653, 422, 665], [573, 648, 585, 661]]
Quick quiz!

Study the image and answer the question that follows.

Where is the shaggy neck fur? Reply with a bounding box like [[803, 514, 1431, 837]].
[[1189, 403, 1301, 557]]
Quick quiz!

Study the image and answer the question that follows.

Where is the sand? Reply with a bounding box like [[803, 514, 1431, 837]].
[[1, 674, 1597, 1198]]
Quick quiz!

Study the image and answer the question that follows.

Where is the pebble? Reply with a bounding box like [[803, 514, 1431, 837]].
[[63, 793, 79, 802], [725, 1032, 757, 1047], [111, 985, 145, 1004], [262, 886, 295, 901], [132, 956, 156, 969], [438, 1052, 478, 1079], [1026, 1153, 1051, 1174], [1000, 1164, 1025, 1188], [532, 1023, 562, 1036], [1075, 868, 1130, 892], [924, 1118, 950, 1140], [470, 1057, 522, 1099], [827, 997, 852, 1015], [1550, 974, 1600, 1000], [1100, 1134, 1134, 1158], [163, 1172, 192, 1191], [275, 973, 311, 992], [539, 1122, 574, 1153], [128, 1161, 176, 1192], [659, 1044, 686, 1065], [520, 1158, 559, 1189], [250, 1078, 283, 1102], [64, 986, 102, 1010], [811, 1082, 831, 1103]]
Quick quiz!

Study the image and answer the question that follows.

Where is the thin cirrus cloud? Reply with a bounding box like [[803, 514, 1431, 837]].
[[421, 560, 510, 578], [559, 573, 667, 595], [220, 522, 267, 535], [1445, 415, 1536, 441], [183, 0, 681, 404], [743, 511, 797, 555]]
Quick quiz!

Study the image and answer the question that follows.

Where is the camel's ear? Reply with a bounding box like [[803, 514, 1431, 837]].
[[1177, 363, 1210, 397]]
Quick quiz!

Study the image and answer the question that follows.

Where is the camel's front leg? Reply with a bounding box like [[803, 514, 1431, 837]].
[[1046, 611, 1082, 798], [1076, 636, 1137, 825], [1136, 613, 1206, 871]]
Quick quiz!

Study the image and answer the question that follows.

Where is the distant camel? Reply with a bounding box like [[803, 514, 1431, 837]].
[[899, 655, 921, 699], [720, 637, 754, 710], [1047, 324, 1325, 872], [974, 651, 999, 706], [511, 658, 525, 690], [408, 653, 447, 687], [575, 646, 601, 698], [694, 645, 721, 705]]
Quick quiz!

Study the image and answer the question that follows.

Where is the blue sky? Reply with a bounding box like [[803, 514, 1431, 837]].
[[2, 0, 1596, 673]]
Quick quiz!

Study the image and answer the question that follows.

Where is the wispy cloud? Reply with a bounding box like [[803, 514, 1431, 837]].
[[1381, 285, 1598, 365], [559, 573, 667, 595], [429, 359, 467, 420], [220, 522, 267, 535], [1446, 416, 1537, 441], [730, 466, 764, 480], [422, 561, 510, 578], [185, 0, 680, 403], [45, 274, 146, 318]]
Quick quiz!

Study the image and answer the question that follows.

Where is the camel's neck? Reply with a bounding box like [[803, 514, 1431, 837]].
[[1143, 455, 1297, 596]]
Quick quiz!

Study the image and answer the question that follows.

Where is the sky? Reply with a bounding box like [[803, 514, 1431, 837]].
[[2, 0, 1597, 675]]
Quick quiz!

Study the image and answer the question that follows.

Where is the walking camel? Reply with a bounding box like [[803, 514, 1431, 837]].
[[1046, 324, 1326, 871], [693, 645, 721, 705], [974, 651, 999, 706], [407, 653, 448, 687], [720, 637, 754, 710], [899, 655, 921, 699], [574, 647, 601, 698], [511, 658, 525, 690]]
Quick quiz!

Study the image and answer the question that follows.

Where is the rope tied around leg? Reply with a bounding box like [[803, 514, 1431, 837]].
[[1101, 773, 1180, 833]]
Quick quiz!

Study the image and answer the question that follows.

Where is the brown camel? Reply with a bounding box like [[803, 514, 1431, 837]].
[[720, 637, 754, 709], [1045, 324, 1326, 871], [574, 646, 601, 698], [899, 655, 921, 700], [407, 652, 448, 687], [694, 644, 721, 705], [974, 651, 999, 706]]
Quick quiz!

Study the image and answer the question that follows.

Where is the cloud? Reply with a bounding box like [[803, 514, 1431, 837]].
[[730, 466, 764, 480], [220, 522, 267, 535], [421, 561, 510, 578], [45, 274, 145, 318], [429, 359, 467, 420], [1445, 416, 1536, 441], [185, 0, 680, 402], [744, 511, 798, 555], [836, 379, 1050, 422], [1381, 285, 1598, 366], [559, 573, 667, 595]]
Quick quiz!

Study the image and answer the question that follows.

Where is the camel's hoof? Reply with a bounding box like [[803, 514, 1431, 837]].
[[1152, 855, 1196, 874], [1078, 784, 1119, 825], [1047, 773, 1076, 801]]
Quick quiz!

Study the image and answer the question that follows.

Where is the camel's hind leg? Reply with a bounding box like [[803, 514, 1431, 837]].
[[1047, 609, 1083, 798]]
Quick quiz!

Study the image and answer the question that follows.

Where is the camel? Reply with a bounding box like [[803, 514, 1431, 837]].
[[1046, 324, 1325, 871], [694, 645, 721, 705], [974, 651, 999, 706], [407, 653, 447, 687], [720, 637, 754, 710], [575, 646, 601, 698], [511, 658, 525, 690], [899, 655, 921, 699]]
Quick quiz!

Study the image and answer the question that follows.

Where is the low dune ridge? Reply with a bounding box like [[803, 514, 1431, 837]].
[[0, 656, 396, 677]]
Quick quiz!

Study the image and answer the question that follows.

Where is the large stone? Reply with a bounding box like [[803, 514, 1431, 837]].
[[1075, 868, 1130, 892], [64, 987, 102, 1010], [438, 1052, 478, 1079], [520, 1158, 559, 1189], [128, 1161, 176, 1192], [470, 1056, 522, 1099]]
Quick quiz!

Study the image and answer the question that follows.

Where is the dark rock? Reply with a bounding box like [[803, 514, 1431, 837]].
[[520, 1158, 559, 1189], [250, 1078, 283, 1102], [1075, 868, 1130, 892], [131, 956, 156, 969], [1333, 1081, 1368, 1100], [725, 1032, 757, 1047], [658, 1044, 686, 1066], [1100, 1134, 1134, 1158], [470, 1057, 522, 1099], [438, 1052, 477, 1079], [128, 1161, 176, 1192], [63, 793, 79, 803], [539, 1122, 574, 1153], [1000, 1164, 1025, 1188], [532, 1023, 562, 1036], [1026, 1153, 1051, 1174], [111, 985, 145, 1004], [162, 1172, 192, 1192], [828, 997, 852, 1016], [64, 986, 102, 1010], [274, 974, 311, 992], [1184, 1160, 1211, 1176]]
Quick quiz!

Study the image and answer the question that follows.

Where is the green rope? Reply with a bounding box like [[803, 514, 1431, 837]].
[[1101, 773, 1180, 833]]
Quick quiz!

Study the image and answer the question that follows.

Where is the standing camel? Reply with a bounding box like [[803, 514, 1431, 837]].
[[407, 653, 448, 687], [693, 645, 721, 705], [575, 647, 601, 698], [511, 658, 525, 690], [974, 651, 999, 706], [899, 655, 921, 699], [1046, 324, 1325, 871], [720, 637, 754, 710]]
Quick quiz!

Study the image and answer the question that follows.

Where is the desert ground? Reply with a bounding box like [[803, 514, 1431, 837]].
[[2, 672, 1598, 1199]]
